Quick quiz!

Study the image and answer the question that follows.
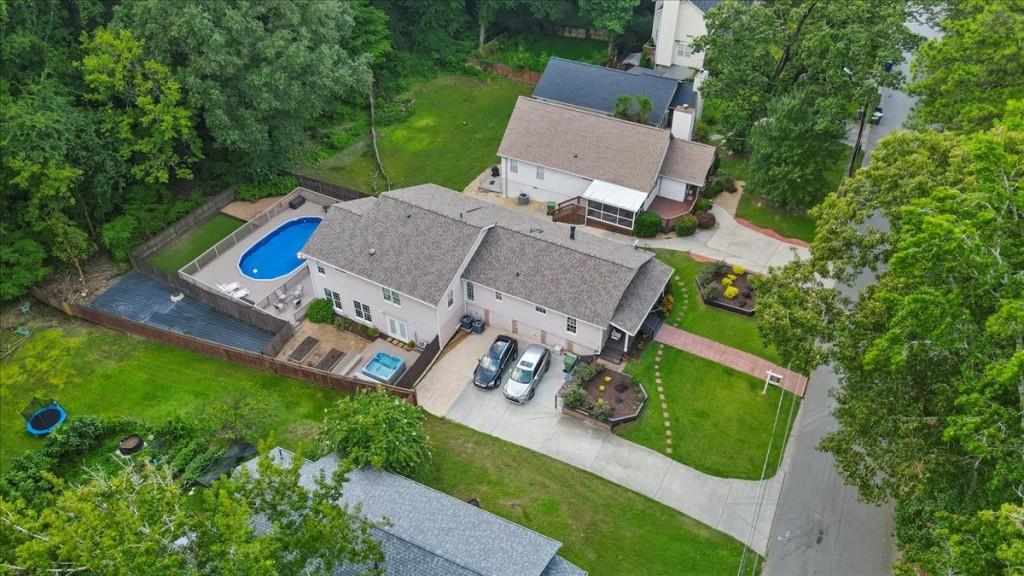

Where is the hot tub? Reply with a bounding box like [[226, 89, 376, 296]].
[[361, 352, 407, 385]]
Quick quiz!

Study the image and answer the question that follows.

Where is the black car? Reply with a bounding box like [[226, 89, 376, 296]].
[[473, 335, 519, 389]]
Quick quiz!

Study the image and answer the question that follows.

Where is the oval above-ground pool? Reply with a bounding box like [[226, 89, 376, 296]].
[[238, 216, 321, 280]]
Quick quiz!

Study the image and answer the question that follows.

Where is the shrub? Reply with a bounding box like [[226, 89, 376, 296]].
[[721, 276, 733, 287], [674, 214, 698, 236], [316, 389, 430, 477], [181, 448, 221, 486], [633, 211, 662, 238], [101, 215, 139, 261], [700, 282, 723, 301], [591, 401, 613, 421], [306, 298, 334, 323], [732, 264, 746, 275], [705, 179, 725, 198], [696, 197, 713, 212], [237, 175, 300, 201], [662, 293, 675, 317], [572, 362, 603, 386], [0, 450, 57, 502], [710, 260, 731, 277], [563, 385, 590, 410], [696, 211, 717, 229], [376, 96, 416, 126], [724, 286, 740, 299], [366, 327, 380, 338], [43, 416, 115, 465]]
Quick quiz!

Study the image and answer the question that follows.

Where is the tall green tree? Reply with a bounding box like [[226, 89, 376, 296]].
[[1, 450, 383, 575], [755, 118, 1024, 575], [748, 88, 847, 207], [79, 27, 201, 185], [699, 0, 918, 149], [115, 0, 372, 178], [475, 0, 518, 48], [579, 0, 642, 52], [909, 0, 1024, 133]]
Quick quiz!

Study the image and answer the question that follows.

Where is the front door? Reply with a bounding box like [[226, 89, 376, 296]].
[[386, 316, 409, 341]]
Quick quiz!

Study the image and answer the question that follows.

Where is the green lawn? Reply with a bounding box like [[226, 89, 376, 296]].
[[652, 249, 779, 363], [149, 213, 244, 274], [620, 346, 799, 479], [497, 32, 608, 65], [299, 75, 532, 193], [1, 317, 753, 575]]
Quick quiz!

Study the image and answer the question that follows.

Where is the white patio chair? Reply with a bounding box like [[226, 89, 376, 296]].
[[232, 288, 250, 300], [218, 282, 241, 294]]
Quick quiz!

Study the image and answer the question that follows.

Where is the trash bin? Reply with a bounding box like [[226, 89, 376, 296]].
[[563, 353, 578, 373], [546, 201, 556, 216]]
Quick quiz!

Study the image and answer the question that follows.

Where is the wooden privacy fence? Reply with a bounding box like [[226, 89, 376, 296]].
[[396, 337, 441, 389], [66, 302, 417, 404], [287, 173, 372, 202], [129, 187, 237, 264]]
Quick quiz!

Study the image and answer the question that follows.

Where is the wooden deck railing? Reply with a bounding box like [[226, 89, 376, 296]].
[[553, 197, 587, 225]]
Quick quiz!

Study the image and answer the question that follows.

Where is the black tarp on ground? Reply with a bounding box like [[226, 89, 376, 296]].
[[195, 441, 258, 487], [90, 273, 274, 353]]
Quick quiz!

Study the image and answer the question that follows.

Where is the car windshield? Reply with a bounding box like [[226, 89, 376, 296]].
[[479, 355, 501, 371], [510, 361, 534, 384]]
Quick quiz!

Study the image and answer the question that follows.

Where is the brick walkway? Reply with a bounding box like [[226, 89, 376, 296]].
[[654, 324, 808, 397]]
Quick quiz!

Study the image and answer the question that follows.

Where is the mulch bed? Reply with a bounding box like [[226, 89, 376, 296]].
[[314, 348, 345, 371], [700, 268, 756, 314], [581, 368, 643, 420], [288, 336, 319, 362]]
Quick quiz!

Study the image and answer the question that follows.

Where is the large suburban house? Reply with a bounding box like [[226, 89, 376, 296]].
[[496, 96, 716, 234], [247, 448, 587, 576], [651, 0, 723, 78], [300, 184, 673, 358], [533, 56, 700, 128]]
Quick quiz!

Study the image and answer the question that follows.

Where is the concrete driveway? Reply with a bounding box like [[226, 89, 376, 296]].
[[420, 331, 787, 554]]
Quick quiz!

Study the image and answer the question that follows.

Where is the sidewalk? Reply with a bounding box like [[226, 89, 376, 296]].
[[655, 324, 808, 397]]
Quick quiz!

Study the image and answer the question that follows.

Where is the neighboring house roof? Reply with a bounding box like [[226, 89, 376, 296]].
[[304, 184, 667, 330], [533, 57, 682, 125], [301, 192, 483, 305], [660, 138, 717, 185], [610, 258, 674, 335], [246, 448, 586, 576], [498, 97, 670, 192], [691, 0, 725, 13]]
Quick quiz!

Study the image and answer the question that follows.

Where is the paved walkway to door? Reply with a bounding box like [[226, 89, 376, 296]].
[[655, 324, 808, 397]]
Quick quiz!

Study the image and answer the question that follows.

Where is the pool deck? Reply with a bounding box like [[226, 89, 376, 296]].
[[190, 200, 326, 308], [346, 338, 421, 383]]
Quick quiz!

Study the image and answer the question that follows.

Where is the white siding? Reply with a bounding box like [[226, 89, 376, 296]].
[[653, 1, 708, 73], [308, 260, 439, 345], [501, 157, 591, 204], [464, 281, 604, 355]]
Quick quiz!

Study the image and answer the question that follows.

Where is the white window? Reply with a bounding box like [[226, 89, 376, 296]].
[[536, 165, 545, 180], [466, 281, 475, 301], [510, 159, 518, 173], [566, 316, 577, 334], [324, 288, 343, 311], [382, 286, 401, 306], [676, 42, 692, 57], [316, 262, 326, 276], [447, 289, 454, 308], [354, 300, 372, 322], [535, 305, 546, 314], [494, 291, 503, 301]]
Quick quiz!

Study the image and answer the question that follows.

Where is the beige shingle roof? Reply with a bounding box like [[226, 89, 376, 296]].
[[498, 97, 670, 192], [659, 139, 717, 185]]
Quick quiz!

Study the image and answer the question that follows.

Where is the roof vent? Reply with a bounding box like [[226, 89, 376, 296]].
[[369, 248, 377, 256]]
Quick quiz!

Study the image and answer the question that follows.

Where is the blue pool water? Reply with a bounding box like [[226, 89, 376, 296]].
[[362, 352, 407, 385], [239, 217, 321, 280]]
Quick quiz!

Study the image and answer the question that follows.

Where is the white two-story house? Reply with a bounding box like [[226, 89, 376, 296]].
[[497, 96, 716, 234], [300, 185, 673, 359], [651, 0, 723, 78]]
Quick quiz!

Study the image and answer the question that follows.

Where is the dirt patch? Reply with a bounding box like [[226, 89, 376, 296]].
[[220, 196, 282, 221], [33, 253, 130, 307], [278, 320, 368, 370]]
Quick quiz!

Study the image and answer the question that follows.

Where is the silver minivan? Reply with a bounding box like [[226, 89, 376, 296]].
[[502, 344, 550, 404]]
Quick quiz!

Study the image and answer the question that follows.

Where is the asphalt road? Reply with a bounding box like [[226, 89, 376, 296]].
[[761, 19, 940, 576]]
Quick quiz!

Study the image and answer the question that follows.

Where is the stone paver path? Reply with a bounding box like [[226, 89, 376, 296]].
[[655, 324, 808, 397]]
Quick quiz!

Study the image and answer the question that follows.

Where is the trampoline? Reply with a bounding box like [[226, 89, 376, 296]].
[[21, 398, 67, 436]]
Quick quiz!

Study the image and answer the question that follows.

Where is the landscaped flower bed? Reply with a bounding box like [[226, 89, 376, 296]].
[[562, 362, 647, 428], [695, 261, 756, 316]]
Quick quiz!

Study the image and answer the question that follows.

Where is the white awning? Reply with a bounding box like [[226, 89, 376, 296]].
[[582, 180, 649, 213]]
